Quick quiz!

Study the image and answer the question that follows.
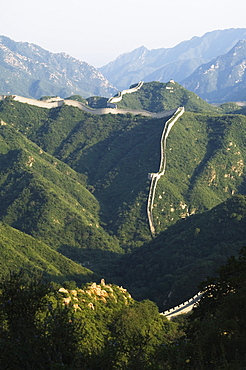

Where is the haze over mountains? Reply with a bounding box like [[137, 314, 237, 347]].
[[183, 39, 246, 103], [1, 28, 246, 104], [1, 26, 246, 368], [100, 28, 246, 94], [0, 35, 117, 99]]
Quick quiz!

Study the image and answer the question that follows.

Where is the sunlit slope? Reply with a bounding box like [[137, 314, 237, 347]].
[[151, 112, 246, 233], [0, 125, 122, 261], [116, 81, 222, 113], [0, 222, 93, 282], [1, 96, 246, 251]]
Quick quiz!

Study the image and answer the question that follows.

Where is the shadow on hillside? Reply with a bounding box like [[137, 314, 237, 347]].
[[58, 244, 124, 280]]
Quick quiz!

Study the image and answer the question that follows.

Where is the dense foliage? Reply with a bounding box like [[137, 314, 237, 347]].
[[0, 271, 180, 369], [183, 246, 246, 369], [110, 195, 246, 308], [0, 222, 94, 283], [0, 248, 245, 369], [0, 83, 246, 306]]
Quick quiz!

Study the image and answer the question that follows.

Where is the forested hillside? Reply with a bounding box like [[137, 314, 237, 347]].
[[111, 195, 246, 308], [0, 82, 246, 307], [116, 81, 221, 113]]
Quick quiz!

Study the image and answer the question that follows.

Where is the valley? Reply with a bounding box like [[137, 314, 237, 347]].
[[0, 28, 246, 369], [0, 81, 245, 311]]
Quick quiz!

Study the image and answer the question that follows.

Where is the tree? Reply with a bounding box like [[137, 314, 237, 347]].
[[185, 246, 246, 369], [0, 270, 85, 369]]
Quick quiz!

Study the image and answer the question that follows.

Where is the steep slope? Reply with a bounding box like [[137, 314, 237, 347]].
[[183, 39, 246, 103], [0, 98, 171, 248], [0, 35, 117, 98], [112, 195, 246, 309], [100, 28, 246, 90], [0, 222, 93, 283], [150, 112, 246, 233], [1, 94, 246, 251], [0, 124, 122, 271]]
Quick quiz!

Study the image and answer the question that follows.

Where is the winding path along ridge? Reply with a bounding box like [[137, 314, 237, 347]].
[[0, 94, 176, 119]]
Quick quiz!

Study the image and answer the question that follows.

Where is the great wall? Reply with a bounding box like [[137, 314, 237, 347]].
[[107, 81, 144, 106], [147, 107, 185, 236], [0, 84, 202, 319], [0, 82, 175, 119], [162, 291, 203, 319]]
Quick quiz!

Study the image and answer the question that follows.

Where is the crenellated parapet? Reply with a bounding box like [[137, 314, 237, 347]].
[[161, 291, 203, 319], [107, 81, 144, 106], [147, 107, 185, 236]]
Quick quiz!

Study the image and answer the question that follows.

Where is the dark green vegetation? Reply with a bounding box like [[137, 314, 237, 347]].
[[183, 246, 246, 369], [0, 270, 180, 369], [1, 248, 246, 369], [111, 195, 246, 308], [0, 222, 93, 283], [152, 112, 246, 233], [0, 81, 246, 308]]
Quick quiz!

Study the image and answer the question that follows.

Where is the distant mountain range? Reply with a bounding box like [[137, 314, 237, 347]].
[[0, 35, 117, 99], [1, 29, 246, 103], [182, 39, 246, 103], [100, 28, 246, 102]]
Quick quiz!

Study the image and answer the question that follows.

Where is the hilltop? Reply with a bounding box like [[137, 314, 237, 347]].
[[116, 81, 221, 113]]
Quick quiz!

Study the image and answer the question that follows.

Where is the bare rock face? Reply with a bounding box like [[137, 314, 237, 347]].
[[182, 39, 246, 102], [0, 35, 117, 99], [99, 28, 246, 93]]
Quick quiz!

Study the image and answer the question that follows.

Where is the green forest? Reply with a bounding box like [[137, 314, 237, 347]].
[[1, 247, 245, 369], [0, 81, 246, 368]]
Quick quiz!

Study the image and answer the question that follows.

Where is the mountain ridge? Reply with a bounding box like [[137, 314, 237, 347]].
[[0, 82, 246, 306], [99, 28, 246, 91], [182, 39, 246, 102], [0, 35, 117, 99]]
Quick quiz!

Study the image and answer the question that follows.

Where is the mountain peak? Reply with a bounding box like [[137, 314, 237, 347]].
[[0, 35, 117, 99]]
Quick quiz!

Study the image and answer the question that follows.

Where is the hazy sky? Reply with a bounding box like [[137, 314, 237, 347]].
[[1, 0, 246, 67]]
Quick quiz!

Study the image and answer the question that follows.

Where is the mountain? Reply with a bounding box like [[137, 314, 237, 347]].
[[116, 81, 221, 113], [99, 28, 246, 90], [182, 39, 246, 103], [1, 87, 246, 248], [0, 83, 246, 304], [112, 195, 246, 309], [0, 35, 117, 99]]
